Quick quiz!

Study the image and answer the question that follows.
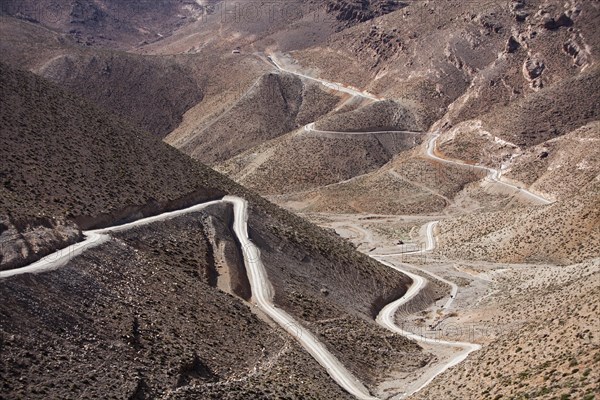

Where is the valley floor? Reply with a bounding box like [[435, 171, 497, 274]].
[[307, 212, 599, 399]]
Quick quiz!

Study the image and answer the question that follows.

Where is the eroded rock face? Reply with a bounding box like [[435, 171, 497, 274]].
[[0, 215, 82, 271], [523, 56, 545, 89], [505, 36, 521, 53], [324, 0, 405, 26], [524, 57, 545, 79], [541, 13, 574, 30], [356, 25, 406, 66], [563, 38, 589, 67]]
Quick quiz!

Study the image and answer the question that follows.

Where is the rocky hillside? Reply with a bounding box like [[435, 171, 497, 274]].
[[0, 61, 226, 269], [0, 62, 225, 231], [0, 0, 213, 49], [170, 72, 342, 165], [505, 121, 600, 200], [0, 62, 410, 313], [314, 99, 421, 132], [412, 260, 600, 400], [134, 0, 407, 55], [320, 0, 407, 28], [294, 0, 600, 130], [36, 51, 204, 138], [271, 148, 482, 215], [0, 206, 355, 399], [436, 181, 600, 265], [217, 127, 423, 195], [480, 65, 600, 147], [436, 120, 600, 201], [0, 17, 206, 137]]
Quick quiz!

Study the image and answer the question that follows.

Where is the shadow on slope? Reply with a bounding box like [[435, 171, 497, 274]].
[[0, 16, 204, 137]]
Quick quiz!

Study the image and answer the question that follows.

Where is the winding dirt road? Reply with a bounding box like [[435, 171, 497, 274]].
[[376, 221, 458, 311], [372, 221, 479, 398], [268, 52, 551, 207], [0, 200, 223, 279], [266, 55, 379, 101], [425, 133, 553, 205], [304, 122, 422, 136], [226, 196, 377, 400], [1, 195, 476, 399], [1, 196, 377, 400]]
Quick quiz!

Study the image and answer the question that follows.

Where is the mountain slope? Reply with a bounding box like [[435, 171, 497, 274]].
[[314, 99, 421, 132], [412, 260, 600, 400], [481, 65, 600, 147], [0, 61, 411, 314], [36, 51, 204, 138], [436, 181, 600, 265], [217, 128, 423, 195], [0, 208, 355, 399], [270, 147, 482, 215], [505, 121, 600, 200], [169, 72, 342, 165], [292, 0, 600, 131], [0, 62, 227, 232], [0, 16, 205, 137], [0, 0, 211, 49]]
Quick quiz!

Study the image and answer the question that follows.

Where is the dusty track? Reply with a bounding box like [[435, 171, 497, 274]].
[[0, 196, 377, 400], [425, 134, 553, 205]]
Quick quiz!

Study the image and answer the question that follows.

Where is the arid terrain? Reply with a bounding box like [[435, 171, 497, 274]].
[[1, 0, 599, 399]]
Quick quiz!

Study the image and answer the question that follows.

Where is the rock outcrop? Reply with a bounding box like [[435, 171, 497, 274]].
[[0, 215, 82, 271], [323, 0, 406, 27]]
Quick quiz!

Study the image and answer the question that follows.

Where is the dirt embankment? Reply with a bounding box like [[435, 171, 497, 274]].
[[201, 202, 251, 300], [394, 278, 449, 318]]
